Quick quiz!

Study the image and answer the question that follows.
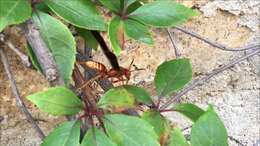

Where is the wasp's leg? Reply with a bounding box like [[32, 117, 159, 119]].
[[112, 77, 128, 84], [77, 75, 102, 91]]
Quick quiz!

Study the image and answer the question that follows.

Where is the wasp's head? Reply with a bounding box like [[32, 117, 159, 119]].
[[120, 67, 131, 80], [124, 69, 131, 80]]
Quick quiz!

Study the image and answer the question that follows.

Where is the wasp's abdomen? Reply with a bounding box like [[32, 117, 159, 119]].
[[82, 61, 107, 72]]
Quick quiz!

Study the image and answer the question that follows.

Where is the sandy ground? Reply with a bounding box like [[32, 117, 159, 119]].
[[1, 0, 259, 146]]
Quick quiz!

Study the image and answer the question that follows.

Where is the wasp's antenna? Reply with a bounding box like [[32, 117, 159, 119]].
[[128, 59, 135, 70], [130, 63, 145, 72], [129, 68, 145, 73], [124, 59, 135, 85]]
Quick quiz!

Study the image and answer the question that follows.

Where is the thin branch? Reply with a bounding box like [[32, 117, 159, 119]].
[[160, 47, 260, 110], [6, 40, 31, 67], [174, 26, 260, 51], [228, 136, 246, 146], [0, 48, 45, 140], [166, 29, 181, 58], [0, 33, 31, 67]]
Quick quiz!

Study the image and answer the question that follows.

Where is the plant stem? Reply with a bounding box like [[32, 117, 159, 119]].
[[166, 29, 181, 58]]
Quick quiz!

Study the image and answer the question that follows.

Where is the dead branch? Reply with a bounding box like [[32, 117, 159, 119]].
[[0, 48, 45, 140], [21, 20, 64, 86], [0, 33, 31, 67], [160, 47, 260, 110], [228, 136, 246, 146], [6, 40, 31, 67], [174, 26, 260, 52], [166, 29, 181, 58]]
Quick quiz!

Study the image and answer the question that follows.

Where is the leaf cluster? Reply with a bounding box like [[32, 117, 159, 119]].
[[27, 59, 228, 146], [0, 0, 228, 146]]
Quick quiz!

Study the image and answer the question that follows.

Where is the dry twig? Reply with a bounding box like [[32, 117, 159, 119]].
[[166, 29, 181, 58], [6, 40, 31, 67], [174, 26, 260, 52], [228, 136, 246, 146], [0, 48, 45, 140], [0, 33, 31, 67], [160, 48, 260, 110]]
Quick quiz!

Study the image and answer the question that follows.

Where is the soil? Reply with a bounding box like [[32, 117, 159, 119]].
[[1, 0, 259, 146]]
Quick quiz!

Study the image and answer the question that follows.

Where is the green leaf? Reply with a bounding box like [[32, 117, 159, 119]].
[[41, 120, 81, 146], [26, 86, 83, 116], [32, 11, 76, 86], [126, 1, 142, 14], [98, 85, 152, 108], [108, 16, 124, 56], [81, 127, 117, 146], [26, 43, 43, 73], [155, 58, 192, 97], [168, 127, 189, 146], [190, 107, 228, 146], [173, 103, 205, 122], [124, 0, 138, 8], [44, 0, 106, 31], [99, 0, 137, 13], [76, 27, 98, 50], [129, 1, 198, 27], [35, 2, 51, 13], [122, 85, 153, 105], [104, 114, 160, 146], [137, 0, 150, 3], [124, 18, 153, 45], [0, 0, 32, 32], [99, 0, 121, 13], [98, 86, 136, 109], [142, 110, 169, 141]]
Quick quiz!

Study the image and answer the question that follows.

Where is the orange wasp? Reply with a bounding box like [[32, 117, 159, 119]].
[[77, 59, 136, 90], [76, 31, 143, 90]]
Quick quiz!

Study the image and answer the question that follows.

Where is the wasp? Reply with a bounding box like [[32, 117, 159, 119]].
[[78, 60, 133, 83], [77, 31, 143, 90], [77, 59, 142, 90]]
